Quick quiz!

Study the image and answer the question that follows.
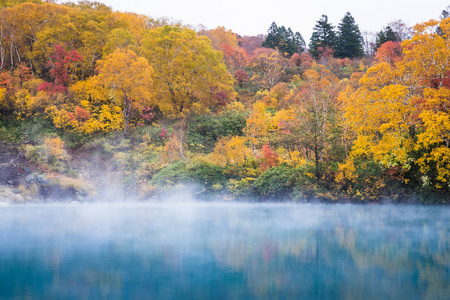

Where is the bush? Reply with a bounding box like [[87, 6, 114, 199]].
[[186, 162, 226, 192], [187, 109, 247, 153], [149, 161, 190, 187], [0, 116, 57, 143], [252, 165, 309, 199], [25, 136, 70, 173]]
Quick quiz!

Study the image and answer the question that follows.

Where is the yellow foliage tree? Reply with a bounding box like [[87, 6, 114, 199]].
[[141, 26, 234, 116], [339, 17, 450, 189], [210, 136, 253, 167], [245, 101, 272, 151], [251, 48, 287, 89], [91, 49, 153, 135]]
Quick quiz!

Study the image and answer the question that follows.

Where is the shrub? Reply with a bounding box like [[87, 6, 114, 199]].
[[149, 161, 190, 187], [187, 108, 247, 153], [25, 136, 70, 173], [186, 162, 226, 192], [252, 165, 309, 199], [48, 174, 96, 197]]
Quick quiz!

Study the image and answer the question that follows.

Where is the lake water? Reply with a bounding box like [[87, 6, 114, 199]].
[[0, 202, 449, 299]]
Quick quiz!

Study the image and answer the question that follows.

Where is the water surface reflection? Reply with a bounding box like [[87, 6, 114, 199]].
[[0, 203, 449, 299]]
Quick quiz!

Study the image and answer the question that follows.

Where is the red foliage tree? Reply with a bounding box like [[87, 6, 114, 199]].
[[221, 43, 248, 70], [259, 143, 279, 171], [375, 41, 403, 65], [38, 44, 83, 94], [233, 69, 248, 88], [238, 35, 265, 56], [215, 90, 229, 107]]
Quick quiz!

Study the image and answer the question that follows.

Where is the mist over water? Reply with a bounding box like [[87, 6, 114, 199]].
[[0, 202, 449, 299]]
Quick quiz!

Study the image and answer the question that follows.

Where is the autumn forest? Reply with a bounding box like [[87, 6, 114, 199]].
[[1, 0, 450, 203]]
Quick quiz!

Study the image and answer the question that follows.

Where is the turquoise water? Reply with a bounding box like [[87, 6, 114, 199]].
[[0, 203, 449, 299]]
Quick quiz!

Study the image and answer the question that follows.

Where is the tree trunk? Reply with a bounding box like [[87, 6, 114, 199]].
[[315, 145, 320, 180], [123, 94, 130, 136]]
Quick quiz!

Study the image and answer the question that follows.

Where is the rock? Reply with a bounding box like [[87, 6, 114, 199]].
[[35, 174, 50, 185], [13, 189, 19, 194], [7, 180, 13, 185], [25, 174, 35, 183]]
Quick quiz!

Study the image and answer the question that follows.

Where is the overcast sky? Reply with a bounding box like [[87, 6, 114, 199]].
[[73, 0, 449, 42]]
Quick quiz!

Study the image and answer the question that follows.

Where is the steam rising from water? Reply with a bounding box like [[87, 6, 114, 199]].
[[0, 202, 449, 299]]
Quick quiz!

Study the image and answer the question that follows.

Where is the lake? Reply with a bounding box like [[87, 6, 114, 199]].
[[0, 202, 449, 299]]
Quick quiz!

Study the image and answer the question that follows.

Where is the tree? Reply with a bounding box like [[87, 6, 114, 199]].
[[309, 15, 337, 59], [102, 28, 136, 56], [238, 34, 264, 56], [294, 63, 341, 178], [37, 44, 83, 94], [0, 0, 41, 8], [259, 143, 279, 171], [141, 26, 234, 116], [387, 19, 412, 41], [198, 26, 238, 51], [262, 22, 280, 50], [262, 22, 305, 57], [245, 101, 272, 159], [374, 41, 402, 65], [403, 19, 450, 188], [234, 69, 248, 88], [335, 12, 364, 58], [250, 48, 287, 89], [210, 136, 253, 167], [221, 44, 248, 71], [339, 18, 450, 190], [92, 49, 153, 135], [375, 26, 398, 49]]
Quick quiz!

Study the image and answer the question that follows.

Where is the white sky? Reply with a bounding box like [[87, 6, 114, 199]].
[[73, 0, 449, 43]]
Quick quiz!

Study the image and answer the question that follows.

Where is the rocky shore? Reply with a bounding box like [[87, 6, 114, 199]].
[[0, 142, 88, 203]]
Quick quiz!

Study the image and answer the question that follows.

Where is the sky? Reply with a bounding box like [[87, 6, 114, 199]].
[[71, 0, 449, 43]]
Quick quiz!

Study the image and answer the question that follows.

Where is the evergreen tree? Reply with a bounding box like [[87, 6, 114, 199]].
[[309, 15, 337, 58], [262, 22, 305, 57], [438, 6, 450, 35], [376, 26, 397, 49], [262, 22, 281, 49], [440, 5, 450, 19], [335, 12, 364, 58]]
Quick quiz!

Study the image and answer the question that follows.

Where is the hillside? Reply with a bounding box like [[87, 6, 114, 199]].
[[1, 1, 450, 203]]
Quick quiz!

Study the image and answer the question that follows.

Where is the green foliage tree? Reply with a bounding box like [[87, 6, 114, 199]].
[[376, 26, 398, 49], [309, 15, 337, 58], [335, 12, 364, 58], [262, 22, 305, 57], [187, 108, 247, 153]]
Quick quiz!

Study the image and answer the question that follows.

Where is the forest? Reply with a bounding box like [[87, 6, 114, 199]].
[[1, 0, 450, 203]]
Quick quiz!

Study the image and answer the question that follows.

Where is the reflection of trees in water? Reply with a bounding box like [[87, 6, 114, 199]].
[[203, 215, 450, 299], [1, 205, 449, 299]]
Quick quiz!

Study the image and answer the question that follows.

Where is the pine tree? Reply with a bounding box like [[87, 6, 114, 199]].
[[262, 22, 305, 57], [309, 15, 337, 58], [376, 26, 398, 49], [262, 22, 281, 49], [335, 12, 364, 58]]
